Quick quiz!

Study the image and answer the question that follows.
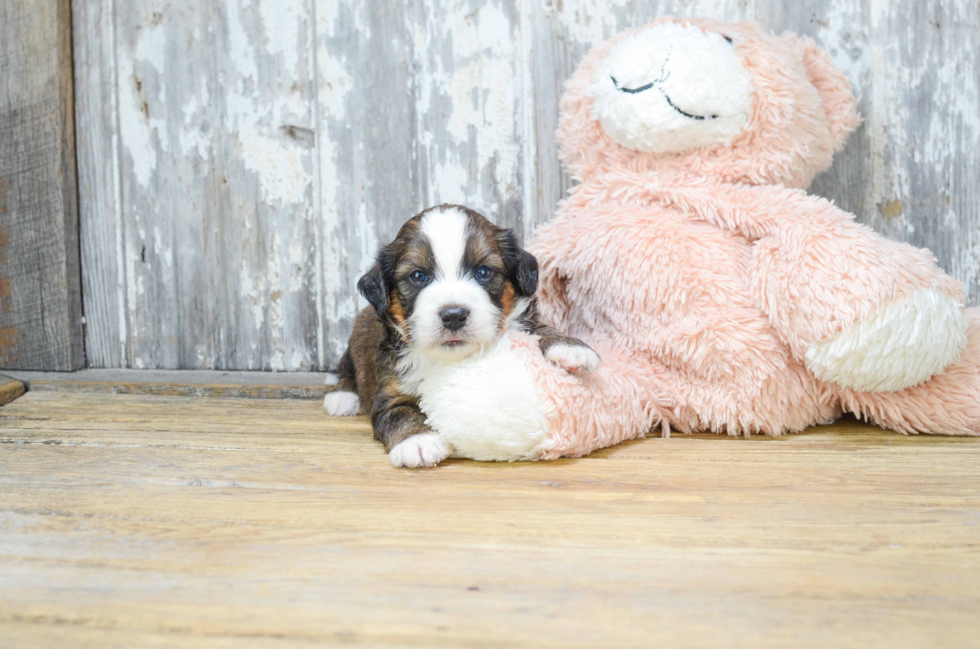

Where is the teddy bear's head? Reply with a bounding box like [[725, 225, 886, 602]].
[[557, 18, 860, 188]]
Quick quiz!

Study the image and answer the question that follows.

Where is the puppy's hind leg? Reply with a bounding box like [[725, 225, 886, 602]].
[[324, 348, 361, 416]]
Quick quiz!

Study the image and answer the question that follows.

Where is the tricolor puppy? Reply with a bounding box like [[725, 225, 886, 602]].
[[324, 204, 601, 468]]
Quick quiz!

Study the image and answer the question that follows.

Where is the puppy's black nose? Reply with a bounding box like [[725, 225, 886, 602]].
[[440, 306, 469, 332]]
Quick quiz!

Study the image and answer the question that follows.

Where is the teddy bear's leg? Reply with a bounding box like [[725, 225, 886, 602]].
[[744, 192, 968, 394], [570, 179, 969, 395], [837, 309, 980, 436], [655, 180, 969, 394], [417, 333, 663, 461]]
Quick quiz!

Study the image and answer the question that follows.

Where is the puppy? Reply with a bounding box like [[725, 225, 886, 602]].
[[324, 204, 601, 468]]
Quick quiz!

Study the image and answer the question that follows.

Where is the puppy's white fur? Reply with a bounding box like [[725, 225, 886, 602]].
[[546, 343, 602, 373], [417, 333, 551, 462], [389, 432, 451, 468], [324, 390, 359, 416], [421, 207, 468, 281]]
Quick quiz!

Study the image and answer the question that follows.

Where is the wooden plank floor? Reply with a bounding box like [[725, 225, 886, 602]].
[[1, 392, 979, 648]]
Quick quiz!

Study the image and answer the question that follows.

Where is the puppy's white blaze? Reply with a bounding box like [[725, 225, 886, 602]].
[[418, 333, 551, 462], [420, 206, 469, 281], [324, 390, 360, 416], [389, 432, 451, 468]]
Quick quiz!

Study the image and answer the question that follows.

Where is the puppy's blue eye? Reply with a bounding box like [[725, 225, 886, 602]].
[[409, 270, 428, 284], [475, 266, 494, 282]]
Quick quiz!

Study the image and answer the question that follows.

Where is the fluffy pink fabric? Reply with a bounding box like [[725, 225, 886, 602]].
[[509, 334, 665, 457], [842, 309, 980, 436], [525, 17, 980, 448], [557, 18, 860, 189]]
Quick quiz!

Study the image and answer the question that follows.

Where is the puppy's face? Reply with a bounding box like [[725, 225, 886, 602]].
[[358, 205, 538, 362]]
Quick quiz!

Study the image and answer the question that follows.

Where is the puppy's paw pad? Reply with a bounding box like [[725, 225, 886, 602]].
[[546, 344, 601, 374], [389, 433, 450, 468], [324, 390, 360, 416]]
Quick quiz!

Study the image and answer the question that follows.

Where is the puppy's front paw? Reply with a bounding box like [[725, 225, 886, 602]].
[[546, 343, 601, 374], [324, 390, 360, 416], [389, 433, 450, 468]]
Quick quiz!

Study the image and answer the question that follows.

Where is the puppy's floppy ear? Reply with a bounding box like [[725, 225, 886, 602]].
[[496, 228, 539, 297], [513, 248, 539, 297], [357, 248, 393, 317]]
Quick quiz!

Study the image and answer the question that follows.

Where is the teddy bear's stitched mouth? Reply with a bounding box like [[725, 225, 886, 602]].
[[610, 75, 720, 122], [657, 88, 720, 121]]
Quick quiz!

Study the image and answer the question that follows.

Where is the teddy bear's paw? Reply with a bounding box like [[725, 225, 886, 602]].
[[805, 288, 969, 392], [546, 343, 602, 374], [389, 433, 451, 468], [324, 390, 360, 416]]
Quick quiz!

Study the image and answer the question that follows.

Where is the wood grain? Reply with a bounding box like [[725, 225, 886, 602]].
[[0, 374, 24, 406], [0, 0, 84, 371], [5, 369, 328, 399], [75, 0, 980, 370], [1, 391, 979, 647], [71, 0, 126, 368], [75, 0, 320, 371]]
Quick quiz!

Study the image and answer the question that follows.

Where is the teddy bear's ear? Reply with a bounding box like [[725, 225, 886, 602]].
[[795, 35, 861, 151]]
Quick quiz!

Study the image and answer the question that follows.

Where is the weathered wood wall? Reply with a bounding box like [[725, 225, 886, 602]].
[[0, 0, 85, 371], [74, 0, 980, 371]]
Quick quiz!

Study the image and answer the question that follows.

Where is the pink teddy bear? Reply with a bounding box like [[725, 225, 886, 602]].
[[418, 18, 980, 462]]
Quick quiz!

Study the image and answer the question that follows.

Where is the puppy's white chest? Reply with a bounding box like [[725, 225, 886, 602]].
[[413, 334, 552, 462]]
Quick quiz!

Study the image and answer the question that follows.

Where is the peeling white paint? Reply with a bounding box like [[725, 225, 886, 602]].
[[179, 88, 211, 160], [118, 74, 156, 185], [240, 258, 266, 330], [258, 0, 304, 71], [287, 232, 308, 293], [290, 347, 307, 370], [239, 130, 309, 204], [549, 0, 629, 45], [227, 0, 259, 81], [135, 20, 167, 76], [412, 1, 523, 218], [317, 0, 369, 363], [269, 350, 286, 371], [152, 226, 173, 269], [80, 0, 980, 371]]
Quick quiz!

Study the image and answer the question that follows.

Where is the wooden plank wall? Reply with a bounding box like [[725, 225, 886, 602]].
[[74, 0, 980, 371], [0, 0, 84, 371]]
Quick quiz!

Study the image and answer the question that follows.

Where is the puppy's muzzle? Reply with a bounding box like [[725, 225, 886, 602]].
[[439, 306, 469, 332]]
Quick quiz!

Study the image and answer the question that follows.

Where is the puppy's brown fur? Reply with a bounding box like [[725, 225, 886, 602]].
[[331, 204, 593, 452]]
